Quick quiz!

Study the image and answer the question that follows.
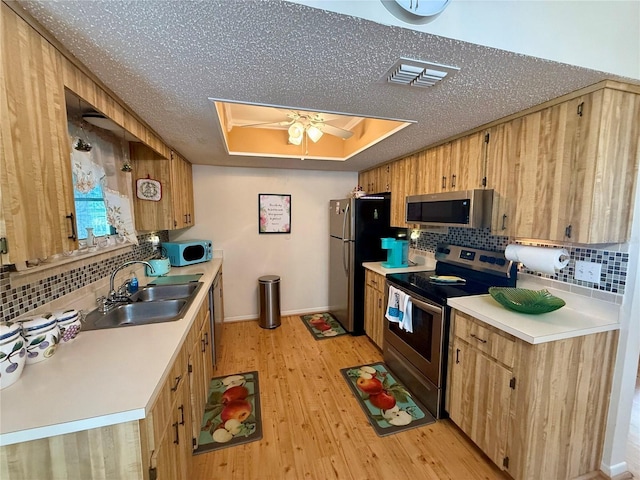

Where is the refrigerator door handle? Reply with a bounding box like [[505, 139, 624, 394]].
[[342, 203, 350, 275]]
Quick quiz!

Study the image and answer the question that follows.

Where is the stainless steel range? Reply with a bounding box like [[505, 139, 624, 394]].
[[383, 243, 516, 419]]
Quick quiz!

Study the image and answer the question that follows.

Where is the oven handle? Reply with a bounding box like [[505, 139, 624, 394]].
[[409, 296, 443, 315]]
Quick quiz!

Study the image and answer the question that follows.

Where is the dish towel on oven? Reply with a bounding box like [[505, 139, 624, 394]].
[[385, 286, 413, 333]]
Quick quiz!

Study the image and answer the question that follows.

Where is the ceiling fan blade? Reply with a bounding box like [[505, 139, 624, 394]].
[[321, 123, 354, 139], [240, 120, 292, 128]]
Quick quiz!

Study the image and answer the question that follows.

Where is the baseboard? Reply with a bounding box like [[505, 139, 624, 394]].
[[598, 461, 632, 480], [223, 307, 331, 323]]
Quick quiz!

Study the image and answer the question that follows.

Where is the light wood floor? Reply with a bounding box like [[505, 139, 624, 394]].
[[191, 315, 509, 480]]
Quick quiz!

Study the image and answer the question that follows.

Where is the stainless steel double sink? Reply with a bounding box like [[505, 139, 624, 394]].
[[83, 282, 203, 331]]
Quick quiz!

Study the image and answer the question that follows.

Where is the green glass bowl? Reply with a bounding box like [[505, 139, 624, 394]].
[[488, 287, 566, 314]]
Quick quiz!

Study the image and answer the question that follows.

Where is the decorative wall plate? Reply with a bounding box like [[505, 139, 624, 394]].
[[136, 177, 162, 201]]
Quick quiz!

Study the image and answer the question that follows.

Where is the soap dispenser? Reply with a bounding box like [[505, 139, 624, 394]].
[[127, 271, 139, 294]]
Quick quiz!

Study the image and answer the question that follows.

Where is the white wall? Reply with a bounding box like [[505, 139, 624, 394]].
[[290, 0, 640, 80], [172, 165, 357, 321]]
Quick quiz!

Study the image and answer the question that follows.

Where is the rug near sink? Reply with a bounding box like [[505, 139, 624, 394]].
[[299, 312, 348, 340], [194, 371, 262, 454], [341, 362, 435, 437]]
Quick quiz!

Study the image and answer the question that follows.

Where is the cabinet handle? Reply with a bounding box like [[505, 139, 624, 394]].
[[451, 174, 456, 188], [201, 337, 206, 353], [502, 214, 507, 231], [184, 214, 188, 223], [204, 332, 209, 346], [173, 422, 179, 445], [378, 298, 382, 308], [178, 404, 185, 425], [470, 333, 487, 344], [442, 176, 447, 189], [66, 213, 77, 240], [170, 375, 182, 392], [455, 348, 460, 364], [565, 225, 572, 238]]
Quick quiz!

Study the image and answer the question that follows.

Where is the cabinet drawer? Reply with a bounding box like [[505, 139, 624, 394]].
[[365, 270, 385, 292], [453, 311, 515, 368]]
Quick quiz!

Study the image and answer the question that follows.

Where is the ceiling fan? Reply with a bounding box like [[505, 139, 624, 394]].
[[241, 110, 354, 145]]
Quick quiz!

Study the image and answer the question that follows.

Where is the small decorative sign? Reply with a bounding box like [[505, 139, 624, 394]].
[[258, 194, 291, 234], [136, 176, 162, 201]]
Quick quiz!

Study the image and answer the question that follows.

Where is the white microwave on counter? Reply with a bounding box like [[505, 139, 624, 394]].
[[162, 240, 213, 266], [405, 189, 493, 229]]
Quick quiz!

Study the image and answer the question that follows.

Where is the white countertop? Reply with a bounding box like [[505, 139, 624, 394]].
[[0, 260, 221, 446], [363, 261, 434, 276], [448, 282, 620, 344]]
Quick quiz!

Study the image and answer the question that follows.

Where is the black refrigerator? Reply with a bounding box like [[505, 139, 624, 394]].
[[328, 193, 398, 334]]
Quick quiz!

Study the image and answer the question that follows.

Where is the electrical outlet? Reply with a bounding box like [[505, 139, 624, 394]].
[[575, 260, 602, 284]]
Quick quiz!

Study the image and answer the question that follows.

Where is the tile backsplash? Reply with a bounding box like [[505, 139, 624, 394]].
[[414, 228, 628, 297], [1, 232, 168, 322]]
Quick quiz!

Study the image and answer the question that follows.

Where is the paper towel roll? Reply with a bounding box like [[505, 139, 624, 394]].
[[505, 244, 570, 275]]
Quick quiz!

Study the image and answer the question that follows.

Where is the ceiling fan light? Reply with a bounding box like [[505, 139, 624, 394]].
[[288, 122, 304, 140], [289, 134, 302, 145], [306, 125, 323, 143]]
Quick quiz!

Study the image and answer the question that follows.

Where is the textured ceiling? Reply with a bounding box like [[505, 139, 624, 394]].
[[15, 0, 636, 172]]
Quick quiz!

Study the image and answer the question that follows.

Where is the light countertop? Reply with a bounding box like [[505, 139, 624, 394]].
[[0, 260, 221, 447], [363, 254, 435, 276], [448, 281, 620, 345]]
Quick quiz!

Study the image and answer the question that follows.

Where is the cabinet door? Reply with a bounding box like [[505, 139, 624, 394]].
[[130, 144, 173, 231], [364, 284, 384, 349], [175, 378, 193, 480], [1, 5, 76, 264], [449, 337, 512, 469], [449, 132, 485, 191], [486, 123, 519, 236], [153, 424, 180, 480], [568, 89, 640, 243], [513, 102, 575, 241], [389, 156, 413, 227], [170, 152, 195, 229]]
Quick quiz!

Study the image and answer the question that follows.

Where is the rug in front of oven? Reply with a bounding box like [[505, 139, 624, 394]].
[[340, 362, 435, 436], [194, 371, 262, 454], [300, 312, 348, 340]]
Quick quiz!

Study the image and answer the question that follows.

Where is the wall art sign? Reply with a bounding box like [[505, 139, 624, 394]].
[[136, 176, 162, 201], [258, 194, 291, 234]]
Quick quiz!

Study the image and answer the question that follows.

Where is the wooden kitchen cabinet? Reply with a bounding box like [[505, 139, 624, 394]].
[[389, 156, 415, 227], [130, 144, 196, 231], [359, 163, 390, 194], [189, 301, 214, 450], [0, 3, 77, 265], [448, 132, 485, 192], [447, 310, 618, 480], [485, 122, 520, 236], [513, 87, 640, 243], [364, 269, 385, 349], [171, 151, 195, 229]]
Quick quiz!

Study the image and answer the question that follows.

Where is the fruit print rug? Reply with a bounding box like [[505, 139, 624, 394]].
[[340, 362, 436, 437], [194, 371, 262, 454], [299, 312, 348, 340]]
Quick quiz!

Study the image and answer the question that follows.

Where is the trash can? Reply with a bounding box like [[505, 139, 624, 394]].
[[258, 275, 281, 329]]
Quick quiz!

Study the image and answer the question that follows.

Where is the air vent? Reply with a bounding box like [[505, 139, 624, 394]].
[[381, 58, 459, 88]]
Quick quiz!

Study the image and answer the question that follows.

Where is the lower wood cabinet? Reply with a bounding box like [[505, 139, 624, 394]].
[[364, 269, 385, 349], [0, 296, 214, 480], [448, 310, 618, 480]]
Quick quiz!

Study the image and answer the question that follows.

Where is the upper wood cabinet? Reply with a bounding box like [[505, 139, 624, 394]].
[[130, 144, 195, 231], [0, 3, 77, 264], [513, 88, 640, 243], [171, 151, 195, 229], [449, 132, 486, 192], [359, 164, 390, 194], [485, 122, 520, 236]]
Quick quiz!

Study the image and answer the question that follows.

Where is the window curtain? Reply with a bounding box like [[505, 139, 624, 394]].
[[68, 121, 138, 245]]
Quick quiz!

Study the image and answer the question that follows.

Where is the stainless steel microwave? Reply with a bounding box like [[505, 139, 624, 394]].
[[405, 189, 493, 228]]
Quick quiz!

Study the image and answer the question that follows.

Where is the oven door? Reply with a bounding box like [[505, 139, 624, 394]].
[[383, 286, 444, 387]]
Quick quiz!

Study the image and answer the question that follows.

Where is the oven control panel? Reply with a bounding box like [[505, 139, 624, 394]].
[[435, 243, 513, 276]]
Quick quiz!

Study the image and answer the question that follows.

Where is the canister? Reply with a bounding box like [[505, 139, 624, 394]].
[[18, 313, 60, 364], [54, 309, 82, 343], [0, 321, 27, 390]]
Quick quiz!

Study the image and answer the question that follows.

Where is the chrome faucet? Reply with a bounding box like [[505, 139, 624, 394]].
[[97, 260, 155, 312]]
